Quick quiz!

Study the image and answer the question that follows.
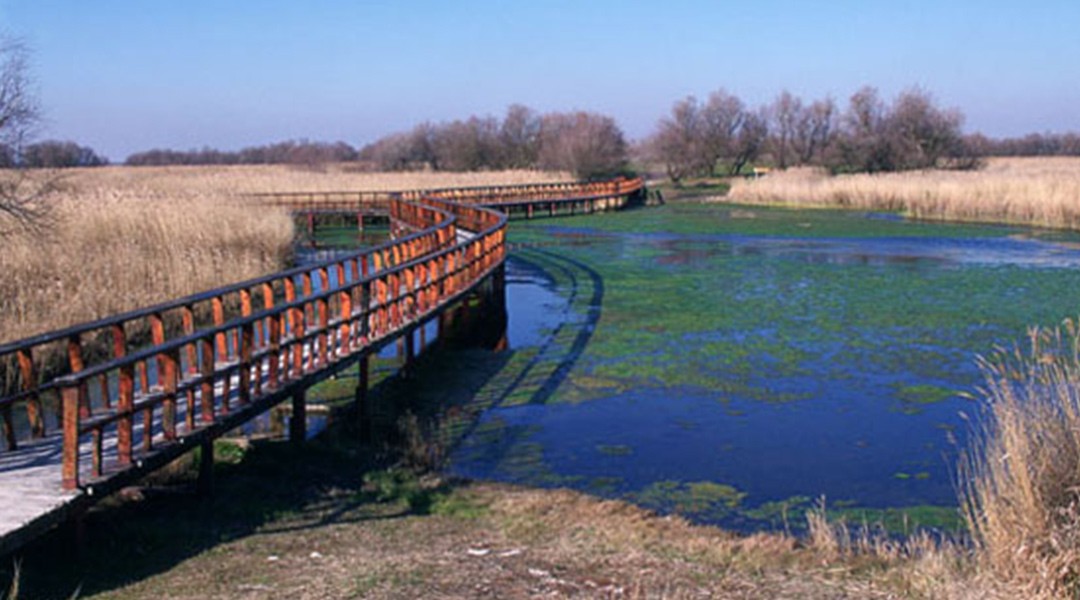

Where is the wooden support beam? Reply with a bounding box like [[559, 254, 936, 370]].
[[291, 389, 306, 445]]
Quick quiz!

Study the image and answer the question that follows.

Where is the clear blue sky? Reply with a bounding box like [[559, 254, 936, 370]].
[[3, 0, 1078, 161]]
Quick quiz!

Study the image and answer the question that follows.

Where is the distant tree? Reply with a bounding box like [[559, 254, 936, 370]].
[[358, 105, 628, 177], [792, 97, 837, 166], [21, 140, 108, 168], [650, 95, 706, 182], [127, 140, 357, 167], [537, 111, 628, 178], [885, 88, 965, 170], [830, 86, 970, 173], [768, 90, 801, 169], [0, 36, 54, 235], [833, 86, 893, 172], [431, 116, 501, 171], [730, 108, 768, 175], [498, 104, 541, 168], [699, 89, 746, 173], [648, 89, 746, 182]]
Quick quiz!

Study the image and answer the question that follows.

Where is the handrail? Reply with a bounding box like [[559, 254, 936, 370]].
[[0, 176, 642, 493]]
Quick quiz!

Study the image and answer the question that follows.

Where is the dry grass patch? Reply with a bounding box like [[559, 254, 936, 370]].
[[0, 165, 574, 344], [61, 163, 574, 195], [68, 480, 1024, 599], [728, 158, 1080, 230], [962, 319, 1080, 598]]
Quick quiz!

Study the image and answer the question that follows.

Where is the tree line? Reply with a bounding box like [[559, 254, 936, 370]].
[[646, 86, 983, 182], [124, 140, 358, 167], [108, 91, 1080, 180], [355, 105, 628, 179], [0, 140, 108, 168], [3, 27, 1080, 179]]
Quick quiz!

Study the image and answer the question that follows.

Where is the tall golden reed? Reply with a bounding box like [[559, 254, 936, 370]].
[[0, 164, 573, 344], [962, 319, 1080, 597], [728, 158, 1080, 230]]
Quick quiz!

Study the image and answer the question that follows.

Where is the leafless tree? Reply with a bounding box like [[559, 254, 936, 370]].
[[21, 140, 108, 167], [699, 89, 746, 174], [431, 116, 501, 171], [537, 111, 628, 178], [730, 108, 768, 175], [650, 95, 705, 182], [792, 97, 836, 165], [0, 36, 53, 235], [768, 90, 801, 169], [499, 104, 541, 168], [833, 86, 893, 172], [886, 87, 964, 169], [648, 89, 746, 182]]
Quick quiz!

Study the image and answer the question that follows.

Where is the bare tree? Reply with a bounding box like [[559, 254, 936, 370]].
[[647, 89, 745, 182], [792, 97, 836, 165], [0, 36, 53, 235], [834, 86, 893, 172], [768, 90, 801, 169], [886, 87, 964, 169], [699, 89, 745, 174], [650, 95, 705, 182], [431, 116, 501, 171], [499, 104, 541, 168], [730, 108, 768, 175], [537, 111, 628, 178]]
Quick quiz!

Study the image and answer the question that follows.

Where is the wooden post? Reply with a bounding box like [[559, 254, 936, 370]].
[[239, 322, 253, 405], [162, 350, 178, 441], [357, 354, 370, 443], [200, 336, 215, 424], [291, 389, 306, 444], [17, 349, 44, 438], [0, 403, 13, 451], [198, 439, 213, 497], [406, 330, 415, 371], [61, 383, 81, 490], [117, 358, 135, 467], [62, 340, 86, 422]]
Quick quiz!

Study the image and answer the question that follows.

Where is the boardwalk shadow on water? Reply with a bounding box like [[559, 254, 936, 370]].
[[0, 247, 604, 598]]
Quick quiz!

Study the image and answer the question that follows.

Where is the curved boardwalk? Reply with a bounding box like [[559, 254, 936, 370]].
[[0, 176, 644, 555]]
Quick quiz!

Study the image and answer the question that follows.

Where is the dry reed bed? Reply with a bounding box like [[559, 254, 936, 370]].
[[961, 319, 1080, 597], [728, 157, 1080, 230], [61, 164, 574, 195], [0, 165, 573, 344]]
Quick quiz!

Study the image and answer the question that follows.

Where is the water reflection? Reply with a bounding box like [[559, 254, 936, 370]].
[[447, 219, 1080, 533]]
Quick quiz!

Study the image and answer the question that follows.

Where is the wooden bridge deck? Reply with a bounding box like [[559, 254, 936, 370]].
[[0, 177, 645, 556]]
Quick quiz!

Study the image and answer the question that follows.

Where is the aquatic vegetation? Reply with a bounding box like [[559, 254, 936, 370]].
[[595, 444, 633, 457], [441, 203, 1080, 533], [633, 480, 748, 522]]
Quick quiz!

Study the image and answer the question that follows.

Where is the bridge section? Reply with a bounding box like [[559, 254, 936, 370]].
[[0, 176, 645, 555]]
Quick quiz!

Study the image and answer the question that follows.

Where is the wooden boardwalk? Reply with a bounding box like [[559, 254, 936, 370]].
[[0, 177, 645, 556]]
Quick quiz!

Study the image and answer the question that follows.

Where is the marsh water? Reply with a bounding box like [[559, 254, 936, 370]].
[[421, 203, 1080, 533], [306, 203, 1080, 533]]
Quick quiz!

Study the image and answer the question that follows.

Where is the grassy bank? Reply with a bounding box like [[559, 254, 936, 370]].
[[0, 426, 1010, 599], [727, 157, 1080, 230]]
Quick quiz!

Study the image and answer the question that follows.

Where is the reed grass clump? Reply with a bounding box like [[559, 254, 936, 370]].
[[0, 165, 574, 345], [962, 319, 1080, 597], [728, 158, 1080, 230]]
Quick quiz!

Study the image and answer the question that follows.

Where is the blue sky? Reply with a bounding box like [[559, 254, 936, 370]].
[[2, 0, 1078, 161]]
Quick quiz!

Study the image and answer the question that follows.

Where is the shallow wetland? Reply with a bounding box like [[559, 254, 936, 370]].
[[408, 202, 1080, 533]]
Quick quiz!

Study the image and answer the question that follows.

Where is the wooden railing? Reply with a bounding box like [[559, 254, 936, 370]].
[[248, 176, 644, 213], [0, 176, 643, 494]]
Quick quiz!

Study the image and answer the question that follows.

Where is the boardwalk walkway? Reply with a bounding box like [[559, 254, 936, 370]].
[[0, 177, 645, 556]]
